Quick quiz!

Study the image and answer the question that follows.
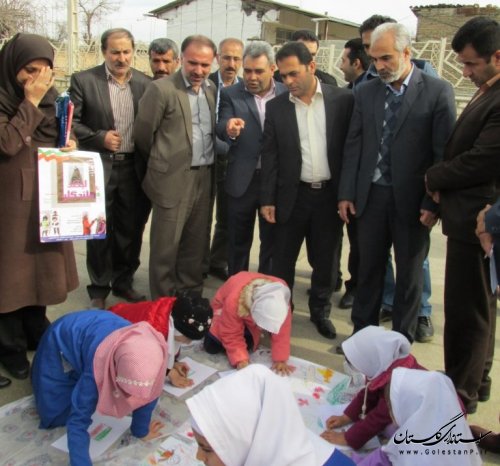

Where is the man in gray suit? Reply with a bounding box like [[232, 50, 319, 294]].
[[134, 35, 217, 298], [216, 41, 286, 276], [338, 23, 456, 342], [70, 28, 151, 309]]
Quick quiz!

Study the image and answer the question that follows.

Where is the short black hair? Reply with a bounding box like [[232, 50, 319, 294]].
[[181, 35, 217, 56], [276, 41, 313, 66], [291, 29, 319, 48], [148, 38, 179, 59], [452, 16, 499, 61], [101, 28, 135, 51], [359, 15, 396, 35], [344, 38, 370, 71]]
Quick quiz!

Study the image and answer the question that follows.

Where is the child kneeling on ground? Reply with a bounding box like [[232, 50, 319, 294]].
[[204, 271, 293, 375]]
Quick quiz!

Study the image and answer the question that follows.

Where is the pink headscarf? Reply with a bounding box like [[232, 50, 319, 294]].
[[93, 322, 168, 418]]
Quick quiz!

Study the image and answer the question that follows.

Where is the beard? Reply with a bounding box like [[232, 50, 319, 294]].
[[378, 55, 407, 84]]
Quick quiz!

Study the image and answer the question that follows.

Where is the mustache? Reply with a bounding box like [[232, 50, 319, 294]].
[[225, 67, 236, 73]]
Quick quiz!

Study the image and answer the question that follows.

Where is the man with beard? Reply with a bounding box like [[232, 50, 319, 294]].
[[148, 38, 179, 79], [338, 23, 456, 343]]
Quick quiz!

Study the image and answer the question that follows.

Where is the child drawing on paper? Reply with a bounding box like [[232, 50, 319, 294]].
[[203, 271, 294, 376], [109, 294, 212, 388], [351, 369, 480, 466], [31, 311, 169, 466], [187, 365, 355, 466], [320, 327, 425, 450]]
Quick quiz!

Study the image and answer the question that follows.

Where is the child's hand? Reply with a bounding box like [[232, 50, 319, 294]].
[[271, 361, 295, 376], [236, 360, 249, 370], [320, 430, 348, 445], [326, 414, 351, 430], [168, 364, 194, 388], [141, 420, 165, 441], [174, 361, 190, 377]]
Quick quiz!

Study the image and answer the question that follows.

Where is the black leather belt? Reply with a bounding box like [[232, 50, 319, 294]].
[[300, 180, 330, 189], [109, 153, 134, 161], [190, 164, 213, 170]]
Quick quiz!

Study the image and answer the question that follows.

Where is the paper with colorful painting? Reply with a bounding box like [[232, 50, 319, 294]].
[[51, 413, 131, 460], [163, 357, 217, 397], [250, 350, 351, 402], [139, 434, 204, 466], [38, 148, 106, 242]]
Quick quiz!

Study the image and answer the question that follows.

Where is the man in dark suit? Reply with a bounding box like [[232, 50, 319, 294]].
[[426, 17, 500, 414], [70, 28, 151, 309], [338, 23, 456, 343], [134, 35, 217, 298], [216, 41, 286, 276], [260, 42, 353, 339], [203, 38, 244, 281]]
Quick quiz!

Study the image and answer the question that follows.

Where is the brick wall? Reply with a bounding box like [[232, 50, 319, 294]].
[[412, 5, 500, 41]]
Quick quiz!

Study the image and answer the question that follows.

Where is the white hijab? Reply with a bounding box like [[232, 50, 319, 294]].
[[250, 282, 290, 334], [384, 368, 482, 466], [341, 326, 410, 379], [186, 364, 333, 466]]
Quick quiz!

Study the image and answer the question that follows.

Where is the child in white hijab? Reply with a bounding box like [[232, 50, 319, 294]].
[[204, 271, 293, 375], [353, 368, 482, 466], [187, 364, 355, 466], [322, 326, 425, 449]]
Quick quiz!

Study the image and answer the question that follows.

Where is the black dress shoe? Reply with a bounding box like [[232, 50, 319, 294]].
[[112, 288, 146, 303], [310, 317, 337, 339], [415, 316, 434, 343], [3, 360, 30, 380], [0, 375, 11, 388], [339, 290, 355, 309], [208, 266, 229, 281]]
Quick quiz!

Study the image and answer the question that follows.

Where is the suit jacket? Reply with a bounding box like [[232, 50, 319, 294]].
[[216, 80, 287, 198], [338, 67, 456, 224], [486, 198, 500, 277], [260, 83, 354, 224], [69, 64, 151, 183], [426, 79, 500, 243], [134, 70, 217, 208]]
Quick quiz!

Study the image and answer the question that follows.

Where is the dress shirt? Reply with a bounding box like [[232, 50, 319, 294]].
[[105, 66, 134, 153], [182, 73, 214, 166], [289, 78, 329, 183]]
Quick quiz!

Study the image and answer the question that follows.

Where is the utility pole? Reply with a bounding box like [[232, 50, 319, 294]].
[[67, 0, 79, 74]]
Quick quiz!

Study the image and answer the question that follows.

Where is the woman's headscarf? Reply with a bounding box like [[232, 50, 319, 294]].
[[186, 364, 335, 466], [93, 322, 168, 418], [250, 282, 290, 334], [0, 33, 58, 141], [341, 326, 411, 380], [384, 368, 482, 466]]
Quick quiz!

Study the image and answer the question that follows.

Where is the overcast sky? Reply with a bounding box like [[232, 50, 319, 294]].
[[74, 0, 495, 42]]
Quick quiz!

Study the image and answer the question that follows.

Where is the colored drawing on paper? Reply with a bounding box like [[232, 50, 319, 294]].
[[89, 423, 112, 441], [326, 378, 351, 405], [140, 436, 203, 466], [317, 367, 334, 384]]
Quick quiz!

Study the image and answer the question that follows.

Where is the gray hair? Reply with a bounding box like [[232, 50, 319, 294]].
[[148, 38, 179, 59], [371, 22, 411, 53], [243, 41, 275, 65]]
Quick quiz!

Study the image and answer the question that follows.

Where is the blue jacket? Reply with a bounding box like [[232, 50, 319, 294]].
[[32, 310, 158, 466]]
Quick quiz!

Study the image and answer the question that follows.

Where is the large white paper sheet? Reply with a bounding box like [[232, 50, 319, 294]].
[[51, 413, 131, 460], [163, 357, 217, 397]]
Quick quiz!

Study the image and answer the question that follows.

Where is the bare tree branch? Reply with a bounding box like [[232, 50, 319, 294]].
[[78, 0, 119, 44]]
